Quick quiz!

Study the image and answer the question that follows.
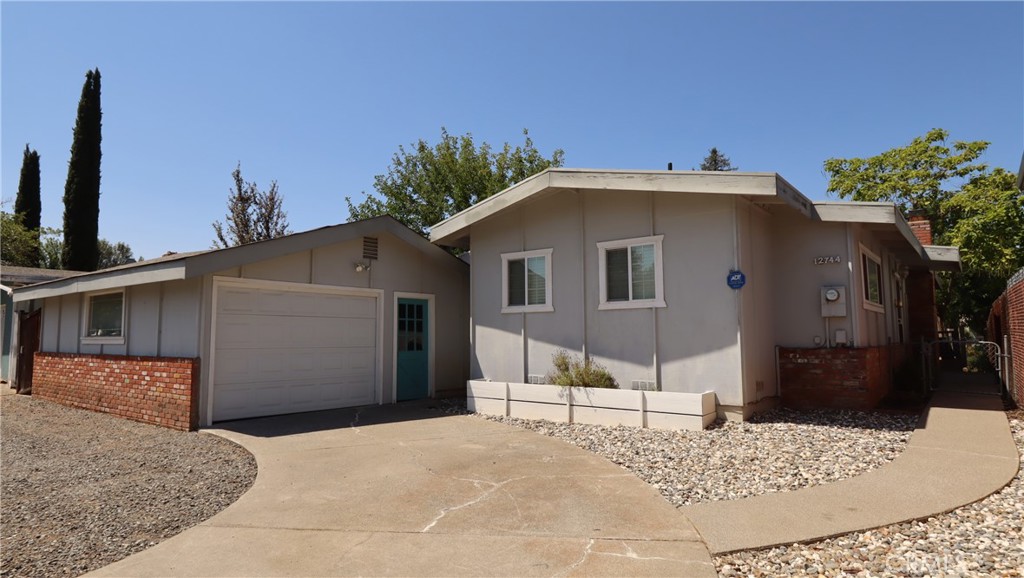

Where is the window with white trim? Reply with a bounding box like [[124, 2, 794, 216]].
[[597, 235, 666, 310], [860, 247, 884, 312], [83, 289, 126, 343], [501, 249, 553, 313]]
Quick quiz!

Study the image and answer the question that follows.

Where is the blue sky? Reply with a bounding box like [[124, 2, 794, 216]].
[[2, 2, 1022, 260]]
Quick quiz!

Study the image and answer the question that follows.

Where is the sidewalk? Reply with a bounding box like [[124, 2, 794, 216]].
[[682, 391, 1020, 554]]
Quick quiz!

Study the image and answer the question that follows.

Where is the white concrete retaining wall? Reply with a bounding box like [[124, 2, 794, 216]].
[[466, 380, 717, 431]]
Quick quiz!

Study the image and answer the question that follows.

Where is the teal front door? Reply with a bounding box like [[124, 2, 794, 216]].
[[396, 298, 429, 401]]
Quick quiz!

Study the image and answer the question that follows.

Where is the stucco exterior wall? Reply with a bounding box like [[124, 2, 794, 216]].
[[469, 189, 743, 405]]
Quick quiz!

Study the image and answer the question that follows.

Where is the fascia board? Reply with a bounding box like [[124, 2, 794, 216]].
[[429, 171, 552, 245], [546, 170, 780, 195], [923, 245, 962, 271], [186, 216, 465, 279], [13, 263, 187, 302], [813, 202, 898, 224], [429, 169, 789, 246]]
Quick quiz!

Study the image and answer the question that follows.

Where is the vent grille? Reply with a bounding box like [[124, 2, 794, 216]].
[[631, 380, 659, 392], [362, 237, 379, 260], [527, 374, 546, 385]]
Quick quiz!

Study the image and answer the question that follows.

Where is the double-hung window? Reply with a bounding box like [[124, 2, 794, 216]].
[[860, 246, 884, 313], [501, 249, 553, 313], [597, 235, 665, 310], [82, 289, 126, 343]]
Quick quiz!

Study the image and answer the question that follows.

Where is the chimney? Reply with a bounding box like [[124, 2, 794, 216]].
[[907, 210, 932, 245]]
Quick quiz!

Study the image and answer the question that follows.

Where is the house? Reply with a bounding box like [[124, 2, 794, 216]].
[[11, 216, 468, 430], [429, 169, 960, 421], [2, 266, 82, 389]]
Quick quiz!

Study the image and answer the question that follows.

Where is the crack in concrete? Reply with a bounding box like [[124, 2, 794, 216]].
[[557, 538, 595, 577], [420, 476, 529, 533], [593, 541, 681, 562]]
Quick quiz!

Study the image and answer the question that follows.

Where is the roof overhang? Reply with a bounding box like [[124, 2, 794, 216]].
[[813, 202, 961, 272], [13, 216, 464, 303], [922, 245, 962, 271], [429, 168, 815, 249], [13, 259, 189, 302]]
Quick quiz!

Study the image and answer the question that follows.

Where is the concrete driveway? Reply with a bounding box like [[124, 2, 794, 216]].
[[89, 404, 715, 577]]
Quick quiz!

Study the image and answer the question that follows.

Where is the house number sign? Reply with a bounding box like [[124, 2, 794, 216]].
[[813, 255, 842, 265]]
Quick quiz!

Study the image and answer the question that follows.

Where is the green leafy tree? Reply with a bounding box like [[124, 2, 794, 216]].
[[14, 144, 42, 265], [39, 228, 64, 270], [938, 168, 1024, 331], [347, 128, 565, 237], [824, 128, 988, 234], [37, 230, 137, 270], [0, 212, 41, 267], [699, 147, 737, 171], [824, 129, 1020, 333], [97, 239, 137, 269], [62, 68, 103, 271], [212, 163, 290, 248]]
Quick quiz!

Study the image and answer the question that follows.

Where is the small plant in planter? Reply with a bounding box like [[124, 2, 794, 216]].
[[546, 349, 618, 389]]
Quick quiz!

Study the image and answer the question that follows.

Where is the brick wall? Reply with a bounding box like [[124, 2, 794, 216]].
[[988, 270, 1024, 405], [906, 270, 938, 342], [907, 212, 933, 245], [778, 345, 902, 410], [33, 353, 200, 431]]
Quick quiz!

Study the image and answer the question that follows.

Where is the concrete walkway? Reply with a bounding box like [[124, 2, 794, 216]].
[[89, 404, 716, 577], [683, 391, 1020, 554]]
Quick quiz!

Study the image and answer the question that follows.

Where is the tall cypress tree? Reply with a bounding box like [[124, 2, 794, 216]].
[[62, 68, 102, 271], [14, 144, 42, 266]]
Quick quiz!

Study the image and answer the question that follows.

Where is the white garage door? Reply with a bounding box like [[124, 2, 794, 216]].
[[213, 282, 377, 422]]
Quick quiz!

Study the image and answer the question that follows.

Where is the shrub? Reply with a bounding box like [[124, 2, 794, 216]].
[[546, 350, 618, 389]]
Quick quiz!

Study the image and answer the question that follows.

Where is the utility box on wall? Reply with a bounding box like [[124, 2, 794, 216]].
[[821, 286, 847, 317]]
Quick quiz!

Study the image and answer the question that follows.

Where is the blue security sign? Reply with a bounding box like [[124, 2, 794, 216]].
[[727, 270, 746, 290]]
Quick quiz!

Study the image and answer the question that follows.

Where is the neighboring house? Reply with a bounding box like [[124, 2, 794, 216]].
[[430, 169, 959, 420], [11, 216, 468, 429], [2, 266, 82, 388]]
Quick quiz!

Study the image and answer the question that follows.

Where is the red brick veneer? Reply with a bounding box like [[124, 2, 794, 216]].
[[778, 345, 904, 410], [32, 352, 200, 431], [988, 273, 1024, 406]]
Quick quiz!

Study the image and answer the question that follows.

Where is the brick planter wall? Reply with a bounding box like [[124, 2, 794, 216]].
[[778, 345, 902, 410], [32, 353, 200, 431]]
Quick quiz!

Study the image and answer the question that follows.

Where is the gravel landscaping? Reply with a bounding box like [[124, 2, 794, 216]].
[[0, 393, 257, 578], [476, 407, 918, 506], [716, 410, 1024, 577]]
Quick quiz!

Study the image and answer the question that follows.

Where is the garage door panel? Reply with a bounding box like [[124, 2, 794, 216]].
[[219, 287, 257, 313], [215, 346, 374, 385], [213, 284, 379, 422]]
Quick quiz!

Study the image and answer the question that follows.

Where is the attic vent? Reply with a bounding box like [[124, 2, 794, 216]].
[[362, 237, 379, 260]]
